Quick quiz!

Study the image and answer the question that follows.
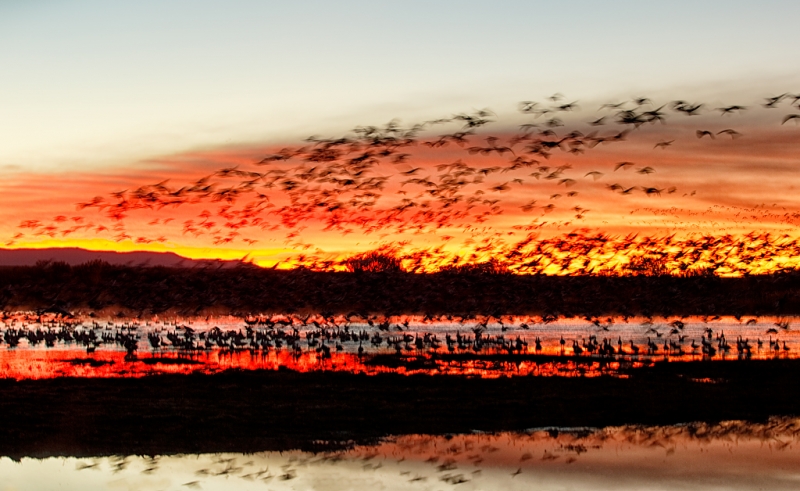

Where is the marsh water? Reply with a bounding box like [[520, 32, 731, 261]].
[[1, 314, 798, 379], [3, 418, 799, 491], [4, 314, 800, 490]]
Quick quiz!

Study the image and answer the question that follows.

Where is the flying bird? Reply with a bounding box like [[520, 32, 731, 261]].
[[782, 114, 800, 125], [614, 161, 635, 171], [717, 129, 742, 138], [642, 187, 664, 196], [763, 94, 787, 108], [716, 105, 747, 115], [599, 102, 626, 110], [654, 140, 674, 149]]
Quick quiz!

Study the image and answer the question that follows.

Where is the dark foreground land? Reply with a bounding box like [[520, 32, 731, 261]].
[[1, 358, 799, 458], [3, 263, 800, 317]]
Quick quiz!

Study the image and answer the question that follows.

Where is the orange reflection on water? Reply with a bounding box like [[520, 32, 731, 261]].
[[0, 347, 642, 380], [342, 417, 800, 486]]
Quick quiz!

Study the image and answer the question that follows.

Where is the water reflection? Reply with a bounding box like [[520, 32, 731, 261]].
[[0, 348, 648, 379], [2, 418, 799, 490]]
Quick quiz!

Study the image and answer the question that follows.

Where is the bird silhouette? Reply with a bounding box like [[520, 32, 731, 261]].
[[614, 162, 635, 171], [654, 140, 674, 149], [717, 129, 742, 139], [782, 114, 800, 125]]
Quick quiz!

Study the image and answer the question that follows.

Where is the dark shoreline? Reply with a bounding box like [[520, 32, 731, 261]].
[[1, 358, 798, 459], [3, 263, 800, 317]]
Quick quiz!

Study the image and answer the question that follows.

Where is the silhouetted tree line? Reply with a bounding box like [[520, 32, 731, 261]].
[[1, 260, 800, 317]]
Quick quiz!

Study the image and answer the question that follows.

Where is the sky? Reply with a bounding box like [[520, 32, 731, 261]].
[[2, 1, 800, 273]]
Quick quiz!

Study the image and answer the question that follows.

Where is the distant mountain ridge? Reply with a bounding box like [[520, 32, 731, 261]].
[[0, 247, 247, 267]]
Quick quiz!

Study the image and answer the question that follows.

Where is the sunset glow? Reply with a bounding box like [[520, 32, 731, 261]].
[[3, 100, 800, 274]]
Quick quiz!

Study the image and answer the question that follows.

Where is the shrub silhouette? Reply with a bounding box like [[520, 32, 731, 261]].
[[625, 255, 668, 277], [342, 251, 405, 273], [439, 259, 510, 275]]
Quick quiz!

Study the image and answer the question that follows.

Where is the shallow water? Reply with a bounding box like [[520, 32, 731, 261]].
[[1, 314, 798, 379], [3, 418, 799, 491]]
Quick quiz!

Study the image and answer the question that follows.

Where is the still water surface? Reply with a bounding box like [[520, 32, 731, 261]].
[[2, 418, 799, 491]]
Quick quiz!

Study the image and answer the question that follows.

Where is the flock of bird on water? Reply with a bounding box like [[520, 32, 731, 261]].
[[0, 312, 795, 371], [9, 92, 800, 275]]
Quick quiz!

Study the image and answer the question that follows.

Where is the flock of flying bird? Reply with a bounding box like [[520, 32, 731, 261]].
[[340, 230, 800, 275], [8, 91, 800, 274]]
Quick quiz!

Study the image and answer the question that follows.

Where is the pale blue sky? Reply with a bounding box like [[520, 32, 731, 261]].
[[1, 0, 798, 172]]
